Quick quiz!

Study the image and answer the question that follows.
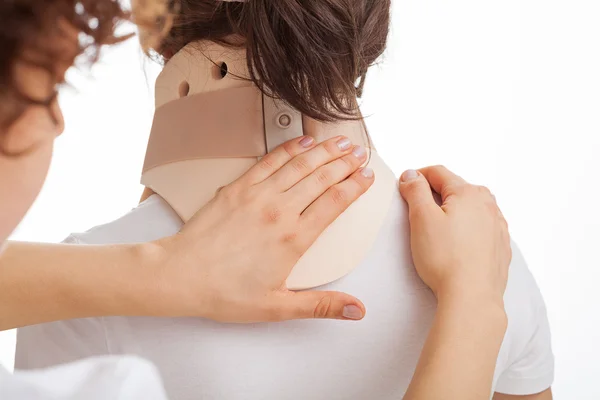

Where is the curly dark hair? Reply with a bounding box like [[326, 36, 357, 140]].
[[0, 0, 147, 128], [0, 0, 390, 128]]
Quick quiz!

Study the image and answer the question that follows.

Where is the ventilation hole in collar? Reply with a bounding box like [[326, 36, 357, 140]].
[[219, 62, 228, 79], [179, 81, 190, 98], [211, 62, 228, 80]]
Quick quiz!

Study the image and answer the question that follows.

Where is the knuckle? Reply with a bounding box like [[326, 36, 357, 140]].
[[458, 183, 476, 196], [257, 155, 277, 172], [280, 231, 298, 245], [322, 140, 340, 157], [289, 231, 310, 257], [313, 296, 333, 319], [477, 185, 493, 197], [341, 154, 358, 171], [351, 173, 370, 192], [262, 206, 283, 224], [217, 184, 237, 203], [442, 182, 463, 198], [487, 202, 500, 217], [329, 186, 349, 206], [281, 140, 296, 157], [314, 169, 331, 186], [214, 185, 226, 196], [291, 156, 311, 174]]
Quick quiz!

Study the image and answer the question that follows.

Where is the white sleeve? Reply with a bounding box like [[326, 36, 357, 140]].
[[1, 356, 168, 400], [495, 243, 555, 395]]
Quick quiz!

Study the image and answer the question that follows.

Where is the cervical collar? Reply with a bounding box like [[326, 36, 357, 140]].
[[141, 42, 396, 290]]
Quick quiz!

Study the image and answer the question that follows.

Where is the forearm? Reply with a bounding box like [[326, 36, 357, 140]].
[[0, 241, 164, 330], [404, 292, 508, 400]]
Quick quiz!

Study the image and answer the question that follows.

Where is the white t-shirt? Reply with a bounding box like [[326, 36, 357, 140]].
[[1, 356, 168, 400], [15, 193, 554, 400]]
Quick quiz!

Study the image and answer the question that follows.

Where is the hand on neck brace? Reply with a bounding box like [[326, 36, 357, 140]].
[[142, 41, 397, 289]]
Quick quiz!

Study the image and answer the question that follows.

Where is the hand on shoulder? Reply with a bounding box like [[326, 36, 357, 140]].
[[399, 165, 511, 309], [146, 136, 374, 323]]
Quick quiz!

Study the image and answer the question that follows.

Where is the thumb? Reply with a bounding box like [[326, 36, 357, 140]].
[[398, 169, 440, 220], [274, 290, 366, 321]]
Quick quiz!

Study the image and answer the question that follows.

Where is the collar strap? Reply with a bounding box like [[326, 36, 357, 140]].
[[142, 86, 302, 174]]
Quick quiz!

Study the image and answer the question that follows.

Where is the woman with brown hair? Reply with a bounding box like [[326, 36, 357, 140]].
[[0, 1, 378, 397], [1, 1, 550, 399]]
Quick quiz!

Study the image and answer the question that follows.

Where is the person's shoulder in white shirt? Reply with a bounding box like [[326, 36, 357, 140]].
[[16, 193, 554, 400]]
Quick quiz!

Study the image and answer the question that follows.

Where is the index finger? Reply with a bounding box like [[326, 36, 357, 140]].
[[238, 136, 317, 186], [418, 165, 467, 199], [299, 168, 374, 248]]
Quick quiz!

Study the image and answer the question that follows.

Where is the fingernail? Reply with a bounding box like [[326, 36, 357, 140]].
[[343, 305, 363, 320], [352, 146, 366, 159], [361, 168, 374, 178], [337, 137, 352, 151], [401, 169, 419, 182], [299, 136, 314, 147]]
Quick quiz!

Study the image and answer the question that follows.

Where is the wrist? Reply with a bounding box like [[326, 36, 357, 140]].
[[437, 278, 505, 309], [135, 237, 210, 318], [93, 242, 165, 318], [437, 287, 508, 334], [131, 240, 173, 316]]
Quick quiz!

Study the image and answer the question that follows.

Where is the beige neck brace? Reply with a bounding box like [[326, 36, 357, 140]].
[[141, 42, 397, 289]]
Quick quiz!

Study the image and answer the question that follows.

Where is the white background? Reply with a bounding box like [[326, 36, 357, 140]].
[[2, 0, 599, 398]]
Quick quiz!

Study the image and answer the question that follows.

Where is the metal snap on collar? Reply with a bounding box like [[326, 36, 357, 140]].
[[276, 112, 292, 128], [264, 96, 303, 153]]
